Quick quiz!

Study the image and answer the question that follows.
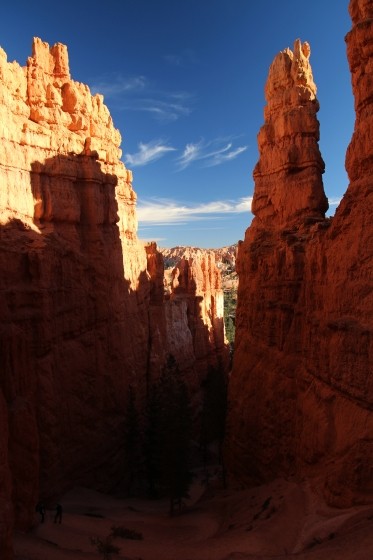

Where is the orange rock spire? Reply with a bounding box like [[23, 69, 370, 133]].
[[252, 39, 328, 226], [226, 7, 373, 508]]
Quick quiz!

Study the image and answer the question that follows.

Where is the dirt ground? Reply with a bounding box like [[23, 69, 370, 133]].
[[15, 473, 373, 560]]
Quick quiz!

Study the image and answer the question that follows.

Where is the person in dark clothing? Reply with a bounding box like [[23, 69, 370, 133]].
[[54, 503, 62, 524], [36, 502, 45, 523]]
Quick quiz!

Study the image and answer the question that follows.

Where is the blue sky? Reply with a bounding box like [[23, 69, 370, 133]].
[[1, 1, 353, 248]]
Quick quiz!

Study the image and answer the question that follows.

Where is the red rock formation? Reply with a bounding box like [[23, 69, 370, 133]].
[[144, 244, 229, 401], [0, 38, 150, 558], [167, 250, 228, 385], [252, 38, 328, 225], [211, 244, 237, 268], [161, 243, 237, 268], [147, 245, 229, 398], [160, 246, 228, 379], [226, 8, 373, 508], [0, 39, 227, 557]]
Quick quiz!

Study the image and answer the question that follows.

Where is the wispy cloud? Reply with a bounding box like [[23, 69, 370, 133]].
[[125, 135, 248, 168], [140, 236, 167, 243], [137, 196, 253, 225], [89, 72, 193, 122], [178, 142, 202, 168], [127, 96, 192, 122], [177, 138, 248, 170], [125, 140, 176, 167], [329, 197, 341, 206], [90, 75, 146, 97], [163, 49, 198, 67], [206, 145, 248, 167], [163, 54, 182, 66]]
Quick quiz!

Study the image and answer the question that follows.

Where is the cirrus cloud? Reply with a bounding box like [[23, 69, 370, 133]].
[[177, 138, 248, 170], [89, 72, 193, 122], [125, 140, 176, 167], [137, 196, 253, 226], [90, 75, 147, 97], [328, 197, 342, 206]]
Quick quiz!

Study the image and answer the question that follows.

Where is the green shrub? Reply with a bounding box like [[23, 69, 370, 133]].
[[110, 525, 143, 540], [90, 536, 120, 560]]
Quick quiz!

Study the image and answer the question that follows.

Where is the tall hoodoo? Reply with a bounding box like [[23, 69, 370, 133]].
[[252, 39, 328, 226], [346, 0, 373, 183], [226, 39, 329, 486], [226, 10, 373, 508]]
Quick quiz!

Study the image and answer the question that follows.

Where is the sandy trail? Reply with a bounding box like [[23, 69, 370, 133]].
[[15, 476, 373, 560]]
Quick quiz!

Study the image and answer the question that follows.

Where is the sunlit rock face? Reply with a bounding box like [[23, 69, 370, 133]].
[[160, 246, 230, 382], [252, 38, 328, 226], [0, 39, 227, 558], [166, 250, 229, 386], [161, 244, 238, 269], [226, 13, 373, 508], [144, 243, 229, 397]]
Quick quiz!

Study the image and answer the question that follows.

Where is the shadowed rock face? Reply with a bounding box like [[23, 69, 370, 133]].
[[226, 6, 373, 507], [0, 39, 227, 558]]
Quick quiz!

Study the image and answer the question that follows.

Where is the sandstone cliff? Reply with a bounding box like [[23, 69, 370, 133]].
[[161, 245, 237, 349], [0, 38, 151, 558], [161, 244, 238, 294], [161, 244, 237, 268], [226, 5, 373, 508], [165, 248, 228, 387], [146, 244, 228, 399], [0, 39, 227, 558]]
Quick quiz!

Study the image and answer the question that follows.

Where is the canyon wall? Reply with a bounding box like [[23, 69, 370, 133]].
[[0, 37, 151, 557], [165, 249, 228, 390], [0, 39, 227, 557], [147, 244, 228, 400], [226, 2, 373, 507]]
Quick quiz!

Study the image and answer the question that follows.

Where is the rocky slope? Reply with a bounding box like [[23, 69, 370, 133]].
[[0, 39, 227, 558], [226, 2, 373, 508]]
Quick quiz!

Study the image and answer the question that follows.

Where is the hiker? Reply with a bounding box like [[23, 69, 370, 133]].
[[36, 502, 45, 523], [54, 503, 63, 524]]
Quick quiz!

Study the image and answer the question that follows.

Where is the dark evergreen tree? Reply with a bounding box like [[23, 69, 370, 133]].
[[223, 288, 236, 351], [123, 385, 140, 496], [144, 354, 193, 514], [144, 381, 162, 498], [159, 356, 193, 515], [200, 365, 228, 469]]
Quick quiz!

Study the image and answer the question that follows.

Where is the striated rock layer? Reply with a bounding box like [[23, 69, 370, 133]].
[[0, 39, 227, 557], [226, 9, 373, 509]]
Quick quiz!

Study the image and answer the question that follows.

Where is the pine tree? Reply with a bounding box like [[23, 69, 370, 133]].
[[144, 381, 162, 498], [223, 288, 236, 348], [123, 385, 140, 496], [144, 354, 193, 513], [201, 365, 228, 468]]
